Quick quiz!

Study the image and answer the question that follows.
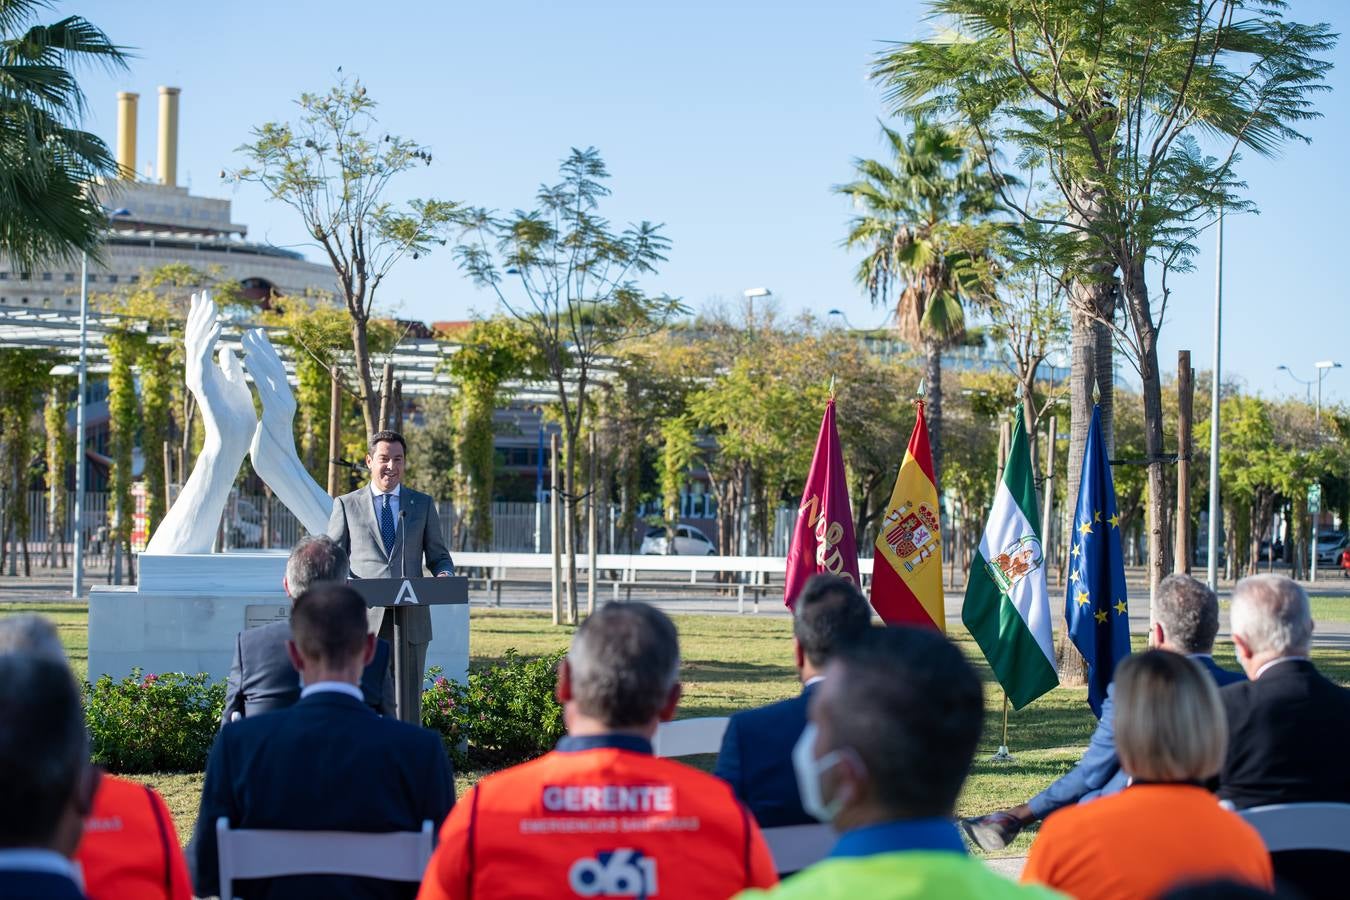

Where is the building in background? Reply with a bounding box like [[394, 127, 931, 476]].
[[0, 87, 335, 310]]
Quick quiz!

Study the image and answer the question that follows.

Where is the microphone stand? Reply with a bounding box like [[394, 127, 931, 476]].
[[393, 507, 410, 722]]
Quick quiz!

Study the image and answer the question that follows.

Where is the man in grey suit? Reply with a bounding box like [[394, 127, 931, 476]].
[[220, 535, 395, 725], [327, 430, 454, 723]]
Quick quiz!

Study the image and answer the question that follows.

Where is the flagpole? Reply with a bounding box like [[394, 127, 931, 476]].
[[990, 691, 1014, 762]]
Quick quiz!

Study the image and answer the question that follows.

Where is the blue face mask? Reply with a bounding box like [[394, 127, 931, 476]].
[[791, 722, 852, 823]]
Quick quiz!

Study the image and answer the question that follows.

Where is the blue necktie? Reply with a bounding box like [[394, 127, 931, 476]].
[[380, 494, 396, 556]]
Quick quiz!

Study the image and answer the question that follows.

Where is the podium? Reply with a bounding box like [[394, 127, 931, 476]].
[[349, 576, 468, 724]]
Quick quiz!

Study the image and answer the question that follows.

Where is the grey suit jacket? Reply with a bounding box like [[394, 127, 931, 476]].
[[326, 484, 454, 644], [220, 621, 396, 725]]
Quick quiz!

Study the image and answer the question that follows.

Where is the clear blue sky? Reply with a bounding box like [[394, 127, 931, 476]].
[[60, 0, 1349, 405]]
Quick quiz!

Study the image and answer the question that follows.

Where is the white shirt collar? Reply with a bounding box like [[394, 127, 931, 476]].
[[803, 675, 826, 688], [0, 849, 78, 879], [1255, 656, 1309, 679], [300, 681, 365, 701], [369, 483, 402, 500]]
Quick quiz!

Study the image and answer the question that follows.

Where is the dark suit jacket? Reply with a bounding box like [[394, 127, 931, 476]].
[[220, 621, 396, 726], [715, 681, 818, 827], [1219, 658, 1350, 809], [0, 871, 86, 900], [1029, 654, 1246, 818], [326, 485, 454, 645], [188, 690, 455, 900]]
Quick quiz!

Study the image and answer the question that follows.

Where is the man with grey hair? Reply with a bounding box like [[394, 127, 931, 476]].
[[0, 614, 193, 899], [0, 654, 94, 899], [221, 534, 395, 724], [0, 613, 67, 659], [1220, 573, 1350, 810], [964, 573, 1244, 850], [418, 603, 778, 898]]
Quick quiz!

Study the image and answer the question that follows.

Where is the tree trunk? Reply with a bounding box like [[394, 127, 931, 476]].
[[1061, 274, 1114, 687], [924, 341, 943, 494], [1121, 259, 1171, 607], [350, 319, 379, 438]]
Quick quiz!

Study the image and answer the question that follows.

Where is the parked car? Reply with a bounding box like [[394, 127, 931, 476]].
[[640, 524, 717, 556], [1316, 531, 1348, 566]]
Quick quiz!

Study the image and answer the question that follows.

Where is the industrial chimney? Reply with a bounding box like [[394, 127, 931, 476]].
[[116, 91, 137, 180], [157, 86, 180, 187]]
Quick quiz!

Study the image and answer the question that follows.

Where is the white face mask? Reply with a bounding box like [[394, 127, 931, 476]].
[[792, 722, 850, 823]]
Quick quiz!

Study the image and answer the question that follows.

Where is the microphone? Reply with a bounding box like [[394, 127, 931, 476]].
[[329, 458, 370, 471]]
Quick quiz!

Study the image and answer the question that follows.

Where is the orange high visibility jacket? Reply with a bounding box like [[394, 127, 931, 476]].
[[75, 774, 191, 900], [417, 736, 777, 900]]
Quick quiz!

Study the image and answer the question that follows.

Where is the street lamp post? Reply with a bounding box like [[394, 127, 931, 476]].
[[1314, 360, 1341, 431], [740, 287, 771, 555], [1206, 212, 1222, 590], [72, 208, 131, 599], [71, 250, 91, 598]]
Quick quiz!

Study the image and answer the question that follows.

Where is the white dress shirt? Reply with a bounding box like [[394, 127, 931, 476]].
[[300, 681, 365, 701], [1254, 656, 1309, 679], [0, 848, 79, 881], [369, 483, 402, 523]]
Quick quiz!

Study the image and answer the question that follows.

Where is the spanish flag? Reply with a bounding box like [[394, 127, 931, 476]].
[[870, 403, 945, 630]]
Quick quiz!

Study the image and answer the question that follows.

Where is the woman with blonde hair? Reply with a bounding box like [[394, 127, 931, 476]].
[[1022, 650, 1272, 899]]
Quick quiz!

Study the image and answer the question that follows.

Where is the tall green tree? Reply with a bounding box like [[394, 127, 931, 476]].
[[835, 117, 1001, 489], [456, 148, 684, 619], [233, 77, 461, 437], [877, 0, 1336, 595], [0, 348, 55, 575], [444, 317, 545, 550], [0, 5, 127, 267]]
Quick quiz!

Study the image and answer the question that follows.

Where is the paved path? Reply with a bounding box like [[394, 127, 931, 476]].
[[5, 565, 1350, 641]]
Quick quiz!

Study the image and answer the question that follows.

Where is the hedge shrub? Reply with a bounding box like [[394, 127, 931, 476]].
[[85, 669, 225, 773], [423, 649, 566, 770]]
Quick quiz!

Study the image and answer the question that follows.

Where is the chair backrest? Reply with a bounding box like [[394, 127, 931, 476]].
[[216, 817, 434, 900], [1238, 803, 1350, 853], [762, 823, 835, 874], [653, 716, 730, 757]]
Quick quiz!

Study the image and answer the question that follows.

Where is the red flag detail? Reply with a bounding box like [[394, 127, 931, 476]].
[[783, 398, 859, 609]]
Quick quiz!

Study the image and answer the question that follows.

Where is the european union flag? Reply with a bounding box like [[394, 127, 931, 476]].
[[1066, 405, 1131, 718]]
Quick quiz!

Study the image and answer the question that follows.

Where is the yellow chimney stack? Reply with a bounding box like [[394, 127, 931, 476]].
[[116, 91, 138, 180], [157, 86, 180, 187]]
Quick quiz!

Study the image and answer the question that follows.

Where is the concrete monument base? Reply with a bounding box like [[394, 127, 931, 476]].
[[88, 552, 469, 688]]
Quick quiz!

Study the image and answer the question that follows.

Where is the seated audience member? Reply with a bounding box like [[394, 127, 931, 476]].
[[1022, 651, 1273, 899], [1220, 573, 1350, 808], [964, 574, 1244, 850], [221, 534, 395, 724], [0, 654, 96, 900], [1220, 573, 1350, 900], [417, 602, 778, 900], [0, 615, 190, 900], [716, 574, 872, 827], [736, 626, 1056, 900], [189, 584, 454, 900]]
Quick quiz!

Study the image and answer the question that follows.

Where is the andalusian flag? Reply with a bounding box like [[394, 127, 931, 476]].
[[870, 403, 945, 630], [962, 407, 1058, 710]]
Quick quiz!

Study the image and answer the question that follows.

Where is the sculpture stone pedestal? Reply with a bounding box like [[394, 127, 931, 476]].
[[87, 552, 470, 689]]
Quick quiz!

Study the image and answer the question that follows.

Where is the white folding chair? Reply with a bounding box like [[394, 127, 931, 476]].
[[1238, 803, 1350, 853], [761, 823, 835, 874], [216, 817, 434, 900], [652, 716, 730, 757]]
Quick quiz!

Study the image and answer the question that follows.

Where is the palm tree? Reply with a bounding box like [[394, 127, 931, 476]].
[[835, 117, 1000, 489], [0, 4, 127, 268]]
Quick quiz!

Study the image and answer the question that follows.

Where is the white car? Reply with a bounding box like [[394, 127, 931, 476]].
[[640, 524, 717, 556]]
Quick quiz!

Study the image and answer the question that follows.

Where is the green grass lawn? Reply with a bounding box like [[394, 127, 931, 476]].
[[4, 601, 1349, 856]]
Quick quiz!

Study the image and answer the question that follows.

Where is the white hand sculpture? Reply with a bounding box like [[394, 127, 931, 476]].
[[145, 292, 257, 554], [241, 328, 334, 535]]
